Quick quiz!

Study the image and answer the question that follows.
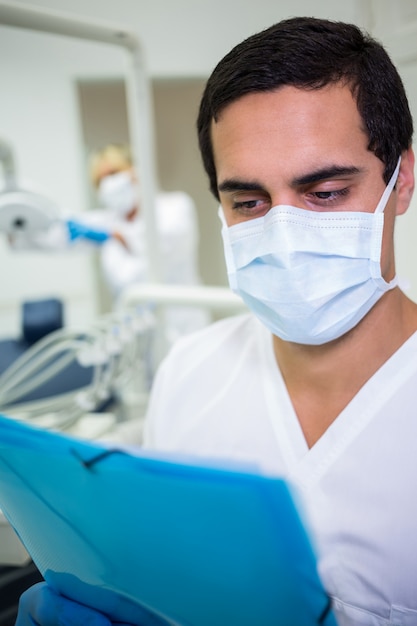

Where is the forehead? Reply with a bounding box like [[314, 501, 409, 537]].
[[211, 84, 372, 184]]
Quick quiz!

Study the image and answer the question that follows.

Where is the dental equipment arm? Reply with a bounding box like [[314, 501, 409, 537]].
[[118, 282, 246, 313]]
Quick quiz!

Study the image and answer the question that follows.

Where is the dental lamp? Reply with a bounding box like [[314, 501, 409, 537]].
[[0, 138, 60, 236]]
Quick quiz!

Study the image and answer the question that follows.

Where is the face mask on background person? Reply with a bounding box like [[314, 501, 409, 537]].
[[98, 171, 139, 217], [220, 158, 401, 345]]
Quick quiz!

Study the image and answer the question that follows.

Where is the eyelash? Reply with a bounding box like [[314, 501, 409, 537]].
[[310, 188, 349, 203], [232, 200, 263, 209]]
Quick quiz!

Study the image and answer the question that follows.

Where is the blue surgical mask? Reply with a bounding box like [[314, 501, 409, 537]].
[[220, 158, 401, 345]]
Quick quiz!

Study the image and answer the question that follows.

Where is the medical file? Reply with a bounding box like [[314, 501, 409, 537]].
[[0, 413, 336, 625]]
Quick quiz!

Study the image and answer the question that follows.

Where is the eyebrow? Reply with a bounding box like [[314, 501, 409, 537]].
[[217, 165, 363, 195], [218, 179, 266, 194], [292, 165, 363, 186]]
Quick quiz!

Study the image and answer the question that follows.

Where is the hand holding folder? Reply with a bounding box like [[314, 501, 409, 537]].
[[0, 414, 336, 625], [16, 581, 162, 625]]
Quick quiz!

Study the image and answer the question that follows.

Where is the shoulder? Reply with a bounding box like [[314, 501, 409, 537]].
[[143, 312, 263, 447]]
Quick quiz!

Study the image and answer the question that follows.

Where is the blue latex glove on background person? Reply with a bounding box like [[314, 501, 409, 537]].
[[15, 582, 169, 626], [66, 219, 110, 244]]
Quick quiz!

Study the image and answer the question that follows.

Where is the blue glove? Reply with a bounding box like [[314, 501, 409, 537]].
[[15, 582, 161, 626], [66, 219, 110, 244]]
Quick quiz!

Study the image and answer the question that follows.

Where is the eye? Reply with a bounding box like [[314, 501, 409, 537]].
[[230, 195, 271, 218], [233, 199, 263, 209], [314, 191, 334, 199], [308, 187, 349, 207]]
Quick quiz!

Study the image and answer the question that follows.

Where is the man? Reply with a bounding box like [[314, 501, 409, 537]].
[[15, 16, 417, 626]]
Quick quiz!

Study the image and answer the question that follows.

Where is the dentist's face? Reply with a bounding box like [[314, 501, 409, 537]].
[[211, 83, 410, 283]]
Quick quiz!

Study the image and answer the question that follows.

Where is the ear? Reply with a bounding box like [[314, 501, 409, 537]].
[[396, 147, 415, 216]]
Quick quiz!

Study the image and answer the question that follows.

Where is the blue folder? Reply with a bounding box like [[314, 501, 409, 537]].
[[0, 413, 336, 625]]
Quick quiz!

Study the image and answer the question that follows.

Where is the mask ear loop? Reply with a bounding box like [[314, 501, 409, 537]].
[[370, 156, 402, 286], [374, 156, 401, 214]]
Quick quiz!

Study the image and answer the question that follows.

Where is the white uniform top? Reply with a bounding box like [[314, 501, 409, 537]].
[[144, 313, 417, 626]]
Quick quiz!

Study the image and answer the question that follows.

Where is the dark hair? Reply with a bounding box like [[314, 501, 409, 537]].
[[197, 17, 413, 199]]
